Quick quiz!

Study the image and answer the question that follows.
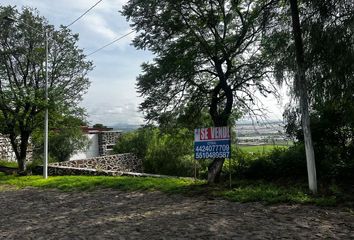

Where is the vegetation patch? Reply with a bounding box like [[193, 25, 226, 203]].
[[238, 145, 289, 154], [0, 173, 202, 193], [0, 160, 18, 168], [219, 180, 337, 206], [0, 173, 342, 206]]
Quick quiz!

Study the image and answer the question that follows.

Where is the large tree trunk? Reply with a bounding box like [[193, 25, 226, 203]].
[[9, 132, 29, 174], [208, 158, 225, 183], [289, 0, 317, 194], [207, 74, 233, 184]]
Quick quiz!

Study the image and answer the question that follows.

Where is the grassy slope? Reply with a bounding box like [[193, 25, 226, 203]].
[[0, 173, 199, 192], [0, 160, 18, 168], [0, 173, 339, 206], [238, 145, 289, 153]]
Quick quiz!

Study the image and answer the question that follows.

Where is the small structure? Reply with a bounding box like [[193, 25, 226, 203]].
[[70, 127, 122, 161]]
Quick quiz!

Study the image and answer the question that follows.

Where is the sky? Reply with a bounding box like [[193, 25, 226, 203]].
[[1, 0, 288, 126]]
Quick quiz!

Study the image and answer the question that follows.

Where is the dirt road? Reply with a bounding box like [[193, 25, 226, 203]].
[[1, 187, 353, 239]]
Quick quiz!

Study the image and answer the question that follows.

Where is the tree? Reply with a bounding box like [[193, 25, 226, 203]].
[[93, 123, 109, 129], [262, 0, 353, 190], [289, 0, 317, 193], [0, 6, 93, 172], [284, 0, 354, 182], [32, 113, 89, 162], [306, 0, 354, 181], [122, 0, 277, 183]]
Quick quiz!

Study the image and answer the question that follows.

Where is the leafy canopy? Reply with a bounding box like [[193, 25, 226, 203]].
[[122, 0, 277, 127], [0, 6, 92, 168]]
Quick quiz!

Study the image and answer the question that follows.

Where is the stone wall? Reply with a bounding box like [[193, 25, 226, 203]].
[[45, 166, 123, 176], [34, 165, 176, 178], [0, 134, 32, 162], [98, 131, 122, 156], [50, 153, 142, 173], [0, 136, 16, 161]]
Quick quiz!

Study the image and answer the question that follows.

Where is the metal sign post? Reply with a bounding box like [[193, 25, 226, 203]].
[[229, 157, 232, 189], [194, 158, 197, 181]]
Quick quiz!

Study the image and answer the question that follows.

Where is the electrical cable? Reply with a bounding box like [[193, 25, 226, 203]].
[[66, 0, 103, 27], [86, 30, 134, 56]]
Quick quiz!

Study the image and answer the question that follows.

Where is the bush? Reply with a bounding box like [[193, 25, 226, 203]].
[[113, 127, 152, 160], [226, 144, 307, 181], [255, 144, 307, 180], [227, 142, 354, 183], [32, 116, 89, 162], [114, 127, 197, 177], [286, 102, 354, 182]]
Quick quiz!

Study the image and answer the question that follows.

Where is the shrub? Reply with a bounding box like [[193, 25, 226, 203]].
[[226, 144, 307, 181], [114, 127, 196, 177], [113, 127, 153, 159], [286, 102, 354, 182]]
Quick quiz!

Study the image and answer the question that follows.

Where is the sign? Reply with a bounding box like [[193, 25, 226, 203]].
[[194, 127, 231, 159]]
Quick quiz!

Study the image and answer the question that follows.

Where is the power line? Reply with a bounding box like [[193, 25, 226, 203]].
[[87, 30, 135, 56], [66, 0, 103, 27]]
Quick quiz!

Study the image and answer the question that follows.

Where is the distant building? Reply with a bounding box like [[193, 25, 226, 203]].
[[69, 127, 123, 161]]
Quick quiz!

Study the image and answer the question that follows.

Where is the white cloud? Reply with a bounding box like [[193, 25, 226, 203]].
[[82, 14, 118, 40], [86, 102, 144, 126]]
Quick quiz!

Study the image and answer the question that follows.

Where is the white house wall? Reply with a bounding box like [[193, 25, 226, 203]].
[[70, 134, 99, 160]]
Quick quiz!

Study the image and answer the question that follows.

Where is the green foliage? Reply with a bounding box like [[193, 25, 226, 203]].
[[122, 0, 276, 127], [122, 0, 282, 182], [114, 127, 301, 181], [0, 173, 200, 193], [113, 127, 152, 159], [0, 174, 340, 206], [262, 0, 354, 183], [32, 115, 89, 162], [285, 105, 354, 181], [92, 123, 108, 129], [222, 145, 306, 181], [145, 128, 194, 176], [239, 145, 289, 154], [0, 160, 18, 168], [299, 1, 354, 182], [309, 111, 354, 181], [122, 0, 281, 182], [246, 145, 307, 180], [220, 180, 336, 206], [114, 127, 196, 177], [0, 6, 92, 170], [228, 141, 353, 183]]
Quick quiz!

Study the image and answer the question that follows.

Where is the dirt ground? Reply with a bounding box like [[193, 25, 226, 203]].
[[0, 187, 353, 239]]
